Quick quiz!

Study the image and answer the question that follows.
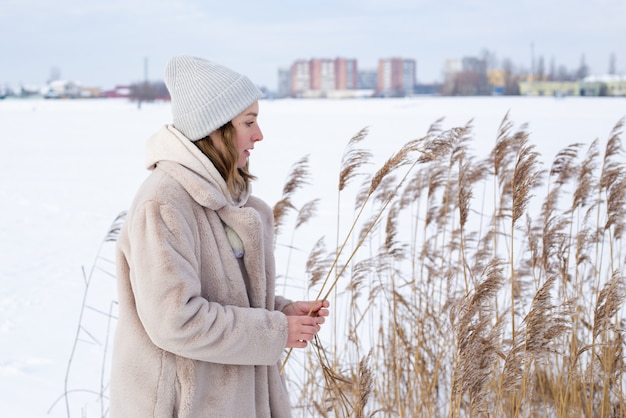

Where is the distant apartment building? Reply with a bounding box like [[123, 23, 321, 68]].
[[357, 69, 377, 90], [310, 59, 336, 91], [335, 58, 358, 90], [377, 58, 416, 97], [277, 68, 291, 98], [291, 60, 311, 95], [288, 58, 358, 97]]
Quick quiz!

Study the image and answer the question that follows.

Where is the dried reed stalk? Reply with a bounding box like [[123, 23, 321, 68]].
[[275, 116, 626, 417]]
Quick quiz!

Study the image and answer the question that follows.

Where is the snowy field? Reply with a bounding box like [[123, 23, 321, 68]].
[[1, 96, 625, 417]]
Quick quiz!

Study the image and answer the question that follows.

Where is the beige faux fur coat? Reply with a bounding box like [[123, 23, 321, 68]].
[[110, 125, 293, 417]]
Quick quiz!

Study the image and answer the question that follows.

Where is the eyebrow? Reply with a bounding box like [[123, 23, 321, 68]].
[[244, 112, 258, 117]]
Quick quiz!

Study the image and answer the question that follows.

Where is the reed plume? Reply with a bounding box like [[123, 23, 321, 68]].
[[273, 155, 311, 238], [339, 127, 371, 192], [451, 258, 505, 416], [272, 115, 626, 417]]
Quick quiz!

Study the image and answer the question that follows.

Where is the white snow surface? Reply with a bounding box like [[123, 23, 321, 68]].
[[1, 96, 624, 417]]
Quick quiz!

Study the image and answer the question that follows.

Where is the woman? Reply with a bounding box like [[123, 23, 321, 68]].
[[110, 55, 329, 417]]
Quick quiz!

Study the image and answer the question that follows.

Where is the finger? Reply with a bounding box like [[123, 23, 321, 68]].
[[302, 316, 320, 326], [311, 301, 329, 315], [316, 308, 329, 317], [289, 339, 307, 349], [302, 323, 320, 335], [299, 332, 314, 342], [300, 325, 320, 339]]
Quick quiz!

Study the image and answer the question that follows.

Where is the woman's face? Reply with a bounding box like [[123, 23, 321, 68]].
[[212, 101, 263, 169]]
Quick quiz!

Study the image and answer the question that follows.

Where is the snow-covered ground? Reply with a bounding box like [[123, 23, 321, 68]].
[[1, 96, 624, 417]]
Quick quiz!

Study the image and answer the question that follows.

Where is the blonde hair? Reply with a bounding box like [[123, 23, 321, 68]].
[[194, 122, 256, 197]]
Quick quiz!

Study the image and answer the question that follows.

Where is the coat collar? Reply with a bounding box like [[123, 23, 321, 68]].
[[145, 125, 251, 209]]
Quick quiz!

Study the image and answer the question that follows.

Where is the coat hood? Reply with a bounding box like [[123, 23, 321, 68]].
[[145, 125, 250, 208]]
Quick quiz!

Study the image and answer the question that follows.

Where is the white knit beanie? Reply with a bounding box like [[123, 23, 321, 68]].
[[164, 55, 263, 141]]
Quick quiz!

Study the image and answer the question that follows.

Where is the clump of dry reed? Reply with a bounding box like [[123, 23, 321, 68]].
[[275, 115, 626, 417]]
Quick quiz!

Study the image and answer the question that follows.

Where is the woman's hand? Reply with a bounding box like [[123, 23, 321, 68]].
[[285, 316, 322, 348], [282, 300, 330, 318], [283, 300, 330, 348]]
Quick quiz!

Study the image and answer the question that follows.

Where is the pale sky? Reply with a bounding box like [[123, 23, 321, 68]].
[[1, 0, 624, 90]]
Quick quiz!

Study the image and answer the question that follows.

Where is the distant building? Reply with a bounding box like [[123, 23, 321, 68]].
[[1, 85, 17, 98], [310, 58, 336, 91], [581, 74, 626, 96], [444, 59, 462, 80], [443, 56, 489, 95], [357, 69, 377, 90], [291, 60, 311, 95], [288, 57, 358, 97], [487, 69, 506, 95], [413, 83, 443, 95], [335, 58, 358, 90], [277, 68, 291, 98], [377, 57, 416, 97], [80, 86, 101, 98], [41, 80, 81, 99], [519, 73, 626, 97], [102, 85, 132, 98], [20, 85, 41, 97], [519, 81, 580, 96]]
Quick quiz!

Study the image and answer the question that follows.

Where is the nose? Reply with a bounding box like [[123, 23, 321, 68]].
[[254, 125, 263, 142]]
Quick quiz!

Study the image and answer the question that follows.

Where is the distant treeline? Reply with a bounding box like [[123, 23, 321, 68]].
[[129, 81, 169, 102]]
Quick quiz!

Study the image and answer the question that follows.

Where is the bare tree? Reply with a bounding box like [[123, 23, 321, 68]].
[[502, 58, 520, 95], [548, 57, 556, 81], [536, 56, 545, 81], [129, 81, 169, 104], [556, 64, 574, 81], [576, 54, 589, 80], [481, 49, 498, 71]]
